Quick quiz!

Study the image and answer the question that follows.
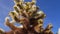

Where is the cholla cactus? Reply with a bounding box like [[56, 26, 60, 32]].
[[0, 0, 54, 34]]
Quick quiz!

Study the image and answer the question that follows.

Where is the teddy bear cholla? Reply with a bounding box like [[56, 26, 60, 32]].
[[0, 0, 53, 34]]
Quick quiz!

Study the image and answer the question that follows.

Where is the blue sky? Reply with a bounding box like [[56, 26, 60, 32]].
[[0, 0, 60, 34]]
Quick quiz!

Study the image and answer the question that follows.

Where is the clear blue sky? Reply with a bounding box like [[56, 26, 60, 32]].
[[0, 0, 60, 34]]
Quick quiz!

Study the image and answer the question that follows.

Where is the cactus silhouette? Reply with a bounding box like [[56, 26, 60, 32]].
[[0, 0, 53, 34]]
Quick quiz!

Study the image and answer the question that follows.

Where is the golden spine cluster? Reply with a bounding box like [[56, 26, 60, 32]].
[[0, 0, 53, 34]]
